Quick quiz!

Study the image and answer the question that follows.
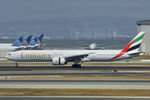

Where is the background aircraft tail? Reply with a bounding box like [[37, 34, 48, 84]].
[[29, 34, 44, 46], [26, 35, 33, 45], [36, 34, 44, 44], [12, 35, 24, 47], [29, 37, 37, 46], [22, 35, 32, 46], [38, 34, 44, 43]]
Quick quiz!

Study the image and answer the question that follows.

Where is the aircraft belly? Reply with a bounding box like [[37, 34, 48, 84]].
[[88, 54, 115, 62]]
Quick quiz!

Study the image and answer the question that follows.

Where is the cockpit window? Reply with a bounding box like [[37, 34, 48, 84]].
[[8, 54, 11, 56]]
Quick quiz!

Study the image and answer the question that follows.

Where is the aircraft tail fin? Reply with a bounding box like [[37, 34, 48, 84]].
[[126, 31, 145, 54], [21, 35, 32, 46], [26, 35, 32, 44], [28, 34, 44, 47], [12, 35, 24, 47], [29, 37, 37, 46], [18, 35, 24, 43], [112, 32, 145, 60], [38, 34, 44, 43], [34, 34, 44, 44]]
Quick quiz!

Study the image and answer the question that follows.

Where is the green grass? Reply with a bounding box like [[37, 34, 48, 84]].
[[1, 88, 150, 96]]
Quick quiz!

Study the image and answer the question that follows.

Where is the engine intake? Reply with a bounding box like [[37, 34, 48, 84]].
[[52, 57, 67, 65]]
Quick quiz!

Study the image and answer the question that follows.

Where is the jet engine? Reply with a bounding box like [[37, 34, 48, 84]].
[[52, 57, 67, 65]]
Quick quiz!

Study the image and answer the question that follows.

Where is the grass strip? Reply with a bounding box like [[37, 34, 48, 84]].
[[0, 88, 150, 96]]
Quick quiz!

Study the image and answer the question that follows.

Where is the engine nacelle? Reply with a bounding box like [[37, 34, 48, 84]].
[[52, 57, 67, 65]]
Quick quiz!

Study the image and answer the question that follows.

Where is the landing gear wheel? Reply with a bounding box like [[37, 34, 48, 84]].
[[72, 64, 81, 68]]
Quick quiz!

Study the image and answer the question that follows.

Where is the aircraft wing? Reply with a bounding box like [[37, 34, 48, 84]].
[[26, 44, 45, 50], [14, 46, 35, 51], [14, 44, 45, 51], [65, 53, 93, 62]]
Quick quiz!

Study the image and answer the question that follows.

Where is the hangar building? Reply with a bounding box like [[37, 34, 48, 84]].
[[137, 20, 150, 55]]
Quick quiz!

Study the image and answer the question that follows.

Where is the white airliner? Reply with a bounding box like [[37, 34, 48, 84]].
[[6, 32, 145, 67], [0, 34, 44, 51], [0, 36, 24, 51]]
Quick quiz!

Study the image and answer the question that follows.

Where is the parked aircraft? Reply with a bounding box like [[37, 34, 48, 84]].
[[27, 34, 44, 49], [21, 35, 32, 46], [0, 34, 44, 51], [0, 35, 34, 51], [0, 35, 24, 51], [6, 32, 145, 67], [19, 34, 44, 50]]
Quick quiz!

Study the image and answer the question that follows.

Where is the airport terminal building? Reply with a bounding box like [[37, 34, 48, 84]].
[[137, 20, 150, 55]]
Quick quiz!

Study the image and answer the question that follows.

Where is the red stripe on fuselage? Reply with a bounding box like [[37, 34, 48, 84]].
[[111, 40, 134, 60]]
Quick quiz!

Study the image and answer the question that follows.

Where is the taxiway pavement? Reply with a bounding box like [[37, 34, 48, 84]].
[[0, 79, 150, 89], [0, 96, 150, 100], [1, 72, 150, 76], [1, 66, 150, 71]]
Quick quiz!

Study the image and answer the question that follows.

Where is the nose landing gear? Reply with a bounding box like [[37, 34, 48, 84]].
[[72, 64, 81, 68]]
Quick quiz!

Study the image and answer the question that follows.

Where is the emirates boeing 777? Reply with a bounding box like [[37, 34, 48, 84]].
[[6, 32, 145, 67]]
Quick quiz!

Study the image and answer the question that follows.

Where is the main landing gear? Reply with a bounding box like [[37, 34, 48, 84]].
[[15, 62, 18, 67], [72, 64, 81, 68]]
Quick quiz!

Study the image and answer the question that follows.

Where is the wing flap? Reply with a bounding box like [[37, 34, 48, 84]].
[[65, 53, 92, 62]]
